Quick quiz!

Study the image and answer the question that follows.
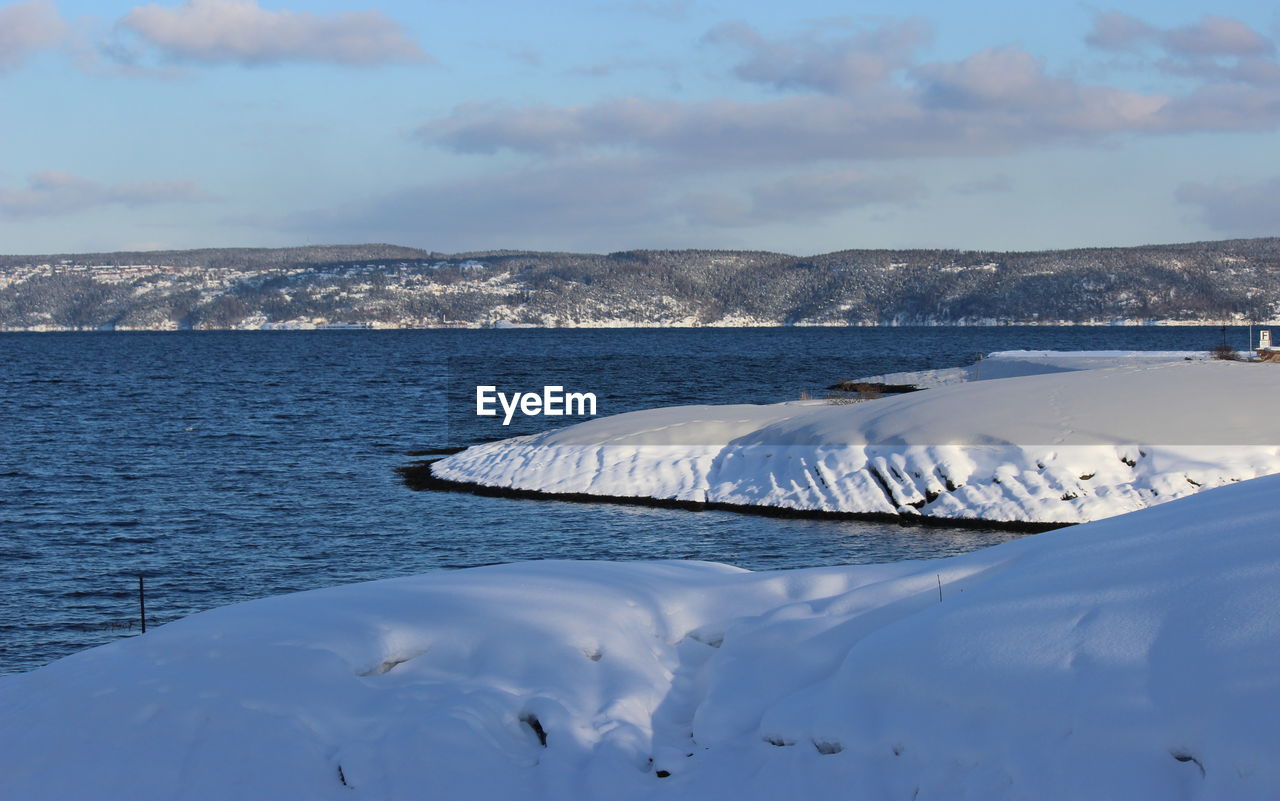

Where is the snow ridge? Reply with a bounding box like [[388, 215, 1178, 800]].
[[435, 360, 1280, 524]]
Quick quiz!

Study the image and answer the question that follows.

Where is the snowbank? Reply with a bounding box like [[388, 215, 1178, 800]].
[[5, 475, 1280, 799], [434, 359, 1280, 524], [849, 349, 1211, 389]]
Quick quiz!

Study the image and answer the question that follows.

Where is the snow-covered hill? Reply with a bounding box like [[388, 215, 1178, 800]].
[[4, 474, 1280, 799], [4, 238, 1280, 329], [434, 357, 1280, 524]]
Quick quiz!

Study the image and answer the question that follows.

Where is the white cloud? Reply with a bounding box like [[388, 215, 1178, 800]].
[[1085, 11, 1156, 52], [0, 0, 66, 72], [1162, 16, 1274, 58], [703, 19, 930, 96], [296, 14, 1280, 250], [420, 12, 1280, 168], [1087, 11, 1277, 87], [1177, 177, 1280, 235], [683, 169, 923, 227], [1087, 12, 1274, 57], [277, 159, 674, 250], [120, 0, 429, 66], [0, 171, 210, 216]]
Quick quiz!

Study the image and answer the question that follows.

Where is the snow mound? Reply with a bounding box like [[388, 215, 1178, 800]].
[[850, 349, 1211, 389], [435, 360, 1280, 524], [5, 476, 1280, 799]]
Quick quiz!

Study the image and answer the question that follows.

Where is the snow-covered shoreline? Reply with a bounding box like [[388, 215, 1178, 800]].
[[434, 354, 1280, 525], [5, 474, 1280, 799]]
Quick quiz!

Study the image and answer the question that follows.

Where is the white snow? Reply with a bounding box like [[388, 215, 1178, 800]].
[[5, 475, 1280, 799], [434, 357, 1280, 524], [856, 349, 1212, 388]]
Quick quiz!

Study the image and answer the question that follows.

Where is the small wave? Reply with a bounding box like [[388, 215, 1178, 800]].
[[62, 589, 134, 600]]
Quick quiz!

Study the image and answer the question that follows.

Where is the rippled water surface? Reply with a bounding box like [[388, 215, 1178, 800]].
[[0, 326, 1249, 673]]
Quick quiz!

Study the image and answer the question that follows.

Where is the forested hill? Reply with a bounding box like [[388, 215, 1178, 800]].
[[1, 238, 1277, 330]]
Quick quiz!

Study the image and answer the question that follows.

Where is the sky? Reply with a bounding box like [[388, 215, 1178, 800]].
[[1, 0, 1278, 255]]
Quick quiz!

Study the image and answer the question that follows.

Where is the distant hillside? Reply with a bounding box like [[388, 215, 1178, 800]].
[[1, 239, 1278, 330]]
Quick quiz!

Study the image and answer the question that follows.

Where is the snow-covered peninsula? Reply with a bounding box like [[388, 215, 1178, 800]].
[[433, 353, 1280, 525], [4, 473, 1280, 800]]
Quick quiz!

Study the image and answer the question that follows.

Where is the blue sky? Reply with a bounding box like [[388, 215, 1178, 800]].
[[1, 0, 1278, 255]]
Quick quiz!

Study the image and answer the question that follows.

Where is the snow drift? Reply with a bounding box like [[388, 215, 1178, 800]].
[[4, 475, 1280, 799], [433, 358, 1280, 524], [851, 348, 1212, 388]]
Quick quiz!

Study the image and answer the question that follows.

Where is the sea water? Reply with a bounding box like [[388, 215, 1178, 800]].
[[0, 325, 1251, 672]]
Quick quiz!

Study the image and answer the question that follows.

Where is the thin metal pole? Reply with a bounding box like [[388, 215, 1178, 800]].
[[138, 575, 146, 634]]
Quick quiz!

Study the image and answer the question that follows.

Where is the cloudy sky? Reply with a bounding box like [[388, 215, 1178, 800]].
[[2, 0, 1278, 254]]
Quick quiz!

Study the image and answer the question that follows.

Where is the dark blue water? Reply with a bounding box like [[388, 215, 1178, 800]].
[[0, 326, 1250, 673]]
